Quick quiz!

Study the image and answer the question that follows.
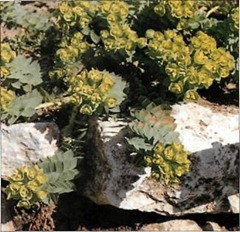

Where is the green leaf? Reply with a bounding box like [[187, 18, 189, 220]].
[[90, 30, 100, 44], [7, 55, 42, 91]]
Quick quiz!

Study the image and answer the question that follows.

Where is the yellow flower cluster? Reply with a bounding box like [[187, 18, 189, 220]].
[[154, 0, 197, 19], [4, 165, 47, 209], [58, 1, 96, 27], [68, 69, 117, 115], [144, 142, 191, 184], [0, 87, 15, 112], [97, 1, 129, 22], [56, 31, 88, 64], [146, 29, 235, 100], [100, 23, 142, 55], [230, 7, 239, 31], [0, 43, 16, 78]]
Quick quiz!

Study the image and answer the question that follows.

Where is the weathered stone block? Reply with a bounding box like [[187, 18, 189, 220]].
[[83, 102, 239, 215], [1, 122, 59, 179]]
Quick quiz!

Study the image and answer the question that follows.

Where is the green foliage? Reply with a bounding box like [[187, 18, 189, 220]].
[[127, 102, 191, 184], [6, 55, 43, 92], [1, 1, 51, 31], [2, 89, 43, 124], [3, 165, 48, 209], [37, 150, 79, 204]]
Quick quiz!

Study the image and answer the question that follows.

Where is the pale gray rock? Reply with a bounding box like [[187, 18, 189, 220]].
[[1, 122, 59, 179], [141, 220, 202, 231], [83, 102, 239, 215], [1, 194, 15, 232], [228, 194, 239, 213]]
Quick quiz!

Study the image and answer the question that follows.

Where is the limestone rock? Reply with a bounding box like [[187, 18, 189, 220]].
[[203, 221, 225, 231], [228, 194, 240, 213], [1, 194, 15, 232], [1, 122, 59, 179], [141, 220, 202, 231], [83, 102, 239, 215]]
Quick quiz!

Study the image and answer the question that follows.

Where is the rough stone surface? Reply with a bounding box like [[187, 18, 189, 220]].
[[84, 102, 239, 215], [140, 220, 202, 231], [1, 194, 15, 231], [1, 122, 59, 179], [203, 221, 225, 231], [228, 194, 240, 213]]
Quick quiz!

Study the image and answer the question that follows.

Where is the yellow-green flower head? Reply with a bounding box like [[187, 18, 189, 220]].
[[1, 87, 15, 112], [9, 182, 21, 195], [99, 83, 112, 95], [110, 24, 122, 37], [91, 93, 102, 104], [10, 169, 24, 182], [36, 190, 47, 200], [19, 186, 32, 200], [56, 48, 71, 63], [71, 32, 84, 46], [100, 30, 109, 39], [35, 172, 46, 185], [137, 37, 147, 48], [231, 7, 239, 31], [107, 14, 117, 24], [175, 166, 185, 177], [219, 67, 230, 78], [171, 6, 183, 18], [168, 81, 183, 94], [59, 2, 70, 14], [102, 73, 115, 86], [17, 199, 31, 209], [154, 3, 166, 16], [99, 1, 112, 14], [119, 5, 129, 19], [26, 166, 39, 180], [145, 29, 155, 39], [0, 66, 10, 78], [203, 61, 219, 73], [63, 11, 74, 22], [67, 46, 79, 58], [73, 6, 85, 17], [79, 42, 89, 53], [184, 90, 199, 102], [193, 50, 209, 65], [1, 43, 16, 63], [197, 69, 213, 88], [79, 16, 91, 28], [88, 69, 103, 83], [177, 19, 189, 31], [144, 156, 152, 165], [171, 142, 184, 152], [80, 104, 93, 115], [27, 180, 39, 192], [154, 142, 165, 154], [164, 30, 176, 40], [163, 146, 174, 160], [165, 63, 180, 81], [81, 85, 94, 96], [105, 97, 117, 108]]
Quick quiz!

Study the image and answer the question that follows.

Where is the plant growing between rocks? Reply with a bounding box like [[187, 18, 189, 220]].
[[0, 1, 238, 226]]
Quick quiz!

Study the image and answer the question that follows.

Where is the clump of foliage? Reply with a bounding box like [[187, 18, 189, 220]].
[[3, 150, 79, 208], [127, 103, 191, 184]]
